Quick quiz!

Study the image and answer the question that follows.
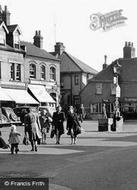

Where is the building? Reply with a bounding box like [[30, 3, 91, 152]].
[[51, 42, 98, 110], [80, 41, 137, 120], [0, 5, 60, 124], [21, 32, 60, 106]]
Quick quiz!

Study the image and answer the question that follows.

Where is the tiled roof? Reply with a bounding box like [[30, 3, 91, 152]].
[[7, 24, 18, 33], [65, 52, 98, 74], [21, 41, 59, 61]]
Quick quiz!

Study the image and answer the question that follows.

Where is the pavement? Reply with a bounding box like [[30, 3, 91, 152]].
[[0, 120, 137, 190]]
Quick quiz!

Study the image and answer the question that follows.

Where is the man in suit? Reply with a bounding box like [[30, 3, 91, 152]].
[[52, 105, 65, 144]]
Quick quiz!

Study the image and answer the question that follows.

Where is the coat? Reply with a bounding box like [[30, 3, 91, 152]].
[[52, 111, 65, 135], [9, 131, 21, 144], [24, 112, 42, 140], [66, 112, 81, 137]]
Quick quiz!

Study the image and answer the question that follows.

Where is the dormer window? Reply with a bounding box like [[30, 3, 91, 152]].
[[14, 31, 20, 49], [0, 28, 6, 45]]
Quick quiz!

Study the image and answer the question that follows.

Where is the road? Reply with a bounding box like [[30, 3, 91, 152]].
[[0, 120, 137, 190]]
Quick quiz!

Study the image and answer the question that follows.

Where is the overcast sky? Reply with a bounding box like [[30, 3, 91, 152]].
[[1, 0, 137, 71]]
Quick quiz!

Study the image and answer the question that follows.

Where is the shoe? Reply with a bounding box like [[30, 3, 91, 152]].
[[35, 146, 37, 152], [31, 148, 34, 151], [15, 149, 19, 154]]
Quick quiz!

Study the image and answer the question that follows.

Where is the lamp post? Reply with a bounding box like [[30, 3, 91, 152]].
[[113, 60, 122, 131]]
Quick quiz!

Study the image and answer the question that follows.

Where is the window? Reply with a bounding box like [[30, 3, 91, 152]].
[[50, 67, 56, 81], [0, 29, 5, 45], [41, 65, 46, 80], [30, 64, 36, 79], [0, 61, 1, 79], [16, 64, 21, 81], [95, 83, 102, 94], [111, 83, 116, 95], [10, 63, 15, 80], [90, 103, 102, 113], [10, 63, 21, 81], [74, 74, 79, 85], [14, 31, 20, 49]]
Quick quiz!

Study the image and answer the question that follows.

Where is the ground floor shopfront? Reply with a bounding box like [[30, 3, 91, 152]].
[[0, 84, 58, 126]]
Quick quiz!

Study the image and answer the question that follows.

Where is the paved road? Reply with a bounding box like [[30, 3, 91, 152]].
[[1, 120, 137, 190]]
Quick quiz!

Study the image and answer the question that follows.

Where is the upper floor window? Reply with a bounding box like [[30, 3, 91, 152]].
[[0, 61, 1, 79], [14, 31, 20, 49], [29, 64, 36, 79], [41, 65, 46, 80], [74, 74, 79, 85], [10, 63, 15, 81], [16, 64, 21, 81], [10, 63, 21, 81], [96, 83, 102, 94], [50, 67, 56, 81], [0, 29, 5, 45]]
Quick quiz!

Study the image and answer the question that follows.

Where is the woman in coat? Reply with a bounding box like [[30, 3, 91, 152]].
[[39, 109, 52, 144], [52, 105, 65, 144], [24, 108, 42, 151], [66, 106, 81, 144]]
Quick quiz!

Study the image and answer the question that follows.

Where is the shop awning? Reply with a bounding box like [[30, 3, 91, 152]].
[[0, 87, 13, 101], [28, 84, 55, 103], [2, 88, 39, 104]]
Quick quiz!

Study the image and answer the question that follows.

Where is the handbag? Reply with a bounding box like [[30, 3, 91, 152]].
[[50, 128, 55, 138]]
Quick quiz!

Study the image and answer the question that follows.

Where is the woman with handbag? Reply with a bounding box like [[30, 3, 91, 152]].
[[66, 106, 81, 144]]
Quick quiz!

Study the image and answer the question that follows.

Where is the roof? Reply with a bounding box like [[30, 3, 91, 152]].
[[21, 41, 59, 61], [63, 52, 98, 74], [7, 24, 18, 33], [88, 57, 137, 83]]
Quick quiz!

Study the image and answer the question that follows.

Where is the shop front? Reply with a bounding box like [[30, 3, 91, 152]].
[[120, 98, 137, 120]]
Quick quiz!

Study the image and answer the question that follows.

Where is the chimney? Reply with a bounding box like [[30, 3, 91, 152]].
[[54, 42, 65, 56], [123, 41, 135, 58], [33, 30, 43, 48], [102, 55, 108, 70], [2, 5, 10, 25]]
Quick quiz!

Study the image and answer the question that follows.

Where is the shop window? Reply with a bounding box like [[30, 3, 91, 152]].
[[41, 65, 46, 80], [30, 64, 36, 79], [95, 83, 102, 94], [50, 67, 56, 81], [111, 83, 116, 95], [74, 74, 79, 85]]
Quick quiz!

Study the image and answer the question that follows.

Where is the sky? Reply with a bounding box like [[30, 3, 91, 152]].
[[1, 0, 137, 72]]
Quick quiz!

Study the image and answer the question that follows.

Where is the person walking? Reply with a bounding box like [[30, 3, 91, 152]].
[[39, 109, 52, 144], [8, 125, 21, 154], [66, 106, 81, 144], [52, 105, 65, 144], [24, 108, 42, 152]]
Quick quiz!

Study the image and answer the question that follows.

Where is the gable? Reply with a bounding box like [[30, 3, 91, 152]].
[[60, 52, 82, 72]]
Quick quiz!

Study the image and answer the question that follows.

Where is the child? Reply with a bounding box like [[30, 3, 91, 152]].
[[0, 131, 10, 149], [8, 125, 21, 154]]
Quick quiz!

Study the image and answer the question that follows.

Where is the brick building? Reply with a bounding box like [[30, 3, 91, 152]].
[[80, 42, 137, 120], [0, 5, 60, 110], [51, 42, 98, 110]]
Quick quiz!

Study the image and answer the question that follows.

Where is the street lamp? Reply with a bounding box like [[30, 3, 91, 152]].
[[113, 60, 123, 131]]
